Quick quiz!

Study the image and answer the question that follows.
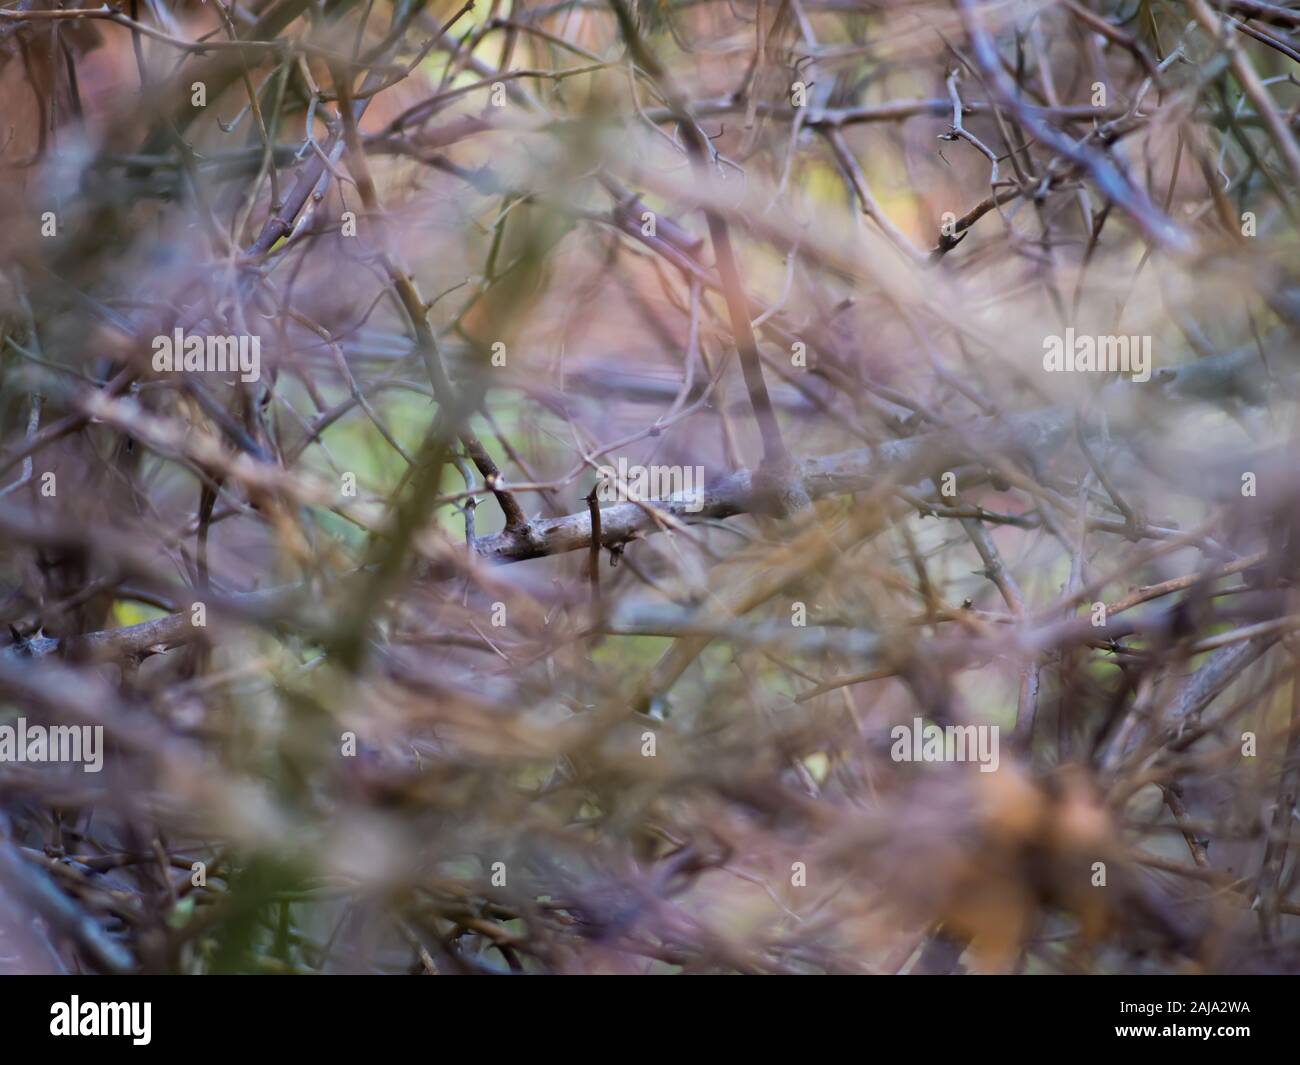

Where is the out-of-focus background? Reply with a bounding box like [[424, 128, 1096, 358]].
[[2, 0, 1300, 974]]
